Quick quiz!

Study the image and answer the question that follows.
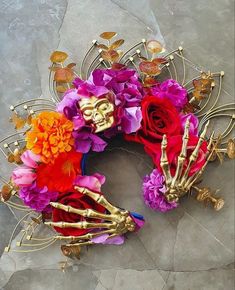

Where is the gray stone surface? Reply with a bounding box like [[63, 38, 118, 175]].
[[0, 0, 234, 289]]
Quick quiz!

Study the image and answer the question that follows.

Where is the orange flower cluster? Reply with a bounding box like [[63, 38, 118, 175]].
[[26, 111, 74, 163]]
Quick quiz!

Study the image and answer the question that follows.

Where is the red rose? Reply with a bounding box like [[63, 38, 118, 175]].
[[147, 134, 208, 177], [125, 96, 181, 152], [52, 189, 106, 236]]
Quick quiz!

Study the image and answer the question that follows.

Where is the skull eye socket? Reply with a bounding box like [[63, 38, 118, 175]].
[[83, 109, 93, 117], [99, 103, 109, 111]]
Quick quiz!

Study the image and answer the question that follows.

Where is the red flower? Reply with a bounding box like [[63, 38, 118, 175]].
[[125, 96, 181, 153], [36, 151, 82, 192], [147, 135, 208, 177], [52, 189, 105, 236]]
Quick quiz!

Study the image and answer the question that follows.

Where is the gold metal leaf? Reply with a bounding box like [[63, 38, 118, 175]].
[[50, 51, 68, 63], [99, 32, 117, 40], [0, 185, 12, 201], [56, 85, 68, 93], [146, 40, 163, 54], [66, 63, 76, 69], [10, 113, 26, 130], [54, 68, 74, 83], [31, 217, 41, 224], [111, 63, 126, 70], [227, 139, 235, 159], [101, 50, 119, 62], [139, 61, 161, 75], [61, 245, 81, 259], [109, 39, 124, 50], [96, 44, 109, 50]]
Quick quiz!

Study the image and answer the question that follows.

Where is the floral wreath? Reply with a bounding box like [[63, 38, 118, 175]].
[[1, 32, 234, 259]]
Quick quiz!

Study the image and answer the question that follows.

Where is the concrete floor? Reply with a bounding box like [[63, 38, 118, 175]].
[[0, 1, 234, 289]]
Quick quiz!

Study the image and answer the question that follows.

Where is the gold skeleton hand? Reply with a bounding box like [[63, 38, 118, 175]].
[[44, 186, 137, 256], [160, 118, 224, 210]]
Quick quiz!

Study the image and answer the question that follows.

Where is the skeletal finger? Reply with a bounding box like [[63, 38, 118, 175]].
[[160, 135, 172, 188], [55, 229, 116, 241], [180, 120, 210, 184], [44, 221, 114, 229], [74, 186, 120, 214], [171, 117, 190, 188], [50, 202, 114, 221], [184, 131, 218, 190]]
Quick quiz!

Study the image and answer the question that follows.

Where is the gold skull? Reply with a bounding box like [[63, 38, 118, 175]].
[[78, 96, 114, 133]]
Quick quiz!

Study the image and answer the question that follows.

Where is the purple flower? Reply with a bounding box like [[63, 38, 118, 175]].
[[142, 169, 178, 212], [73, 77, 109, 97], [73, 68, 144, 135], [19, 182, 58, 212], [121, 107, 142, 134], [89, 68, 143, 108], [91, 234, 125, 245], [73, 127, 107, 153], [57, 68, 145, 152], [150, 79, 188, 111], [180, 113, 199, 136], [56, 89, 82, 119]]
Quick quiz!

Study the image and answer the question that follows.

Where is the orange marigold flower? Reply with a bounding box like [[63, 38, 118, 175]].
[[26, 111, 74, 163]]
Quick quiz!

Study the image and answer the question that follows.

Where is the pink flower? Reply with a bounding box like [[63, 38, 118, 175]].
[[74, 173, 105, 192], [21, 150, 40, 168], [180, 113, 199, 136], [12, 167, 37, 187], [11, 150, 40, 187]]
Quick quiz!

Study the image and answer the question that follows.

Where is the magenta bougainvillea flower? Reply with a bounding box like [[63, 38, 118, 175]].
[[56, 67, 144, 153], [19, 182, 58, 212], [149, 79, 188, 111], [142, 169, 178, 212], [180, 113, 199, 136]]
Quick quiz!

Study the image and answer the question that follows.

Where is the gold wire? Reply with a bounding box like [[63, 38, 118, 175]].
[[19, 238, 56, 247], [49, 64, 60, 103], [166, 65, 173, 79], [196, 90, 213, 117], [178, 49, 186, 85], [119, 41, 143, 62], [6, 211, 33, 250], [80, 41, 98, 78], [4, 202, 32, 212], [11, 239, 57, 253], [170, 58, 178, 81], [13, 99, 54, 109], [86, 56, 101, 79]]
